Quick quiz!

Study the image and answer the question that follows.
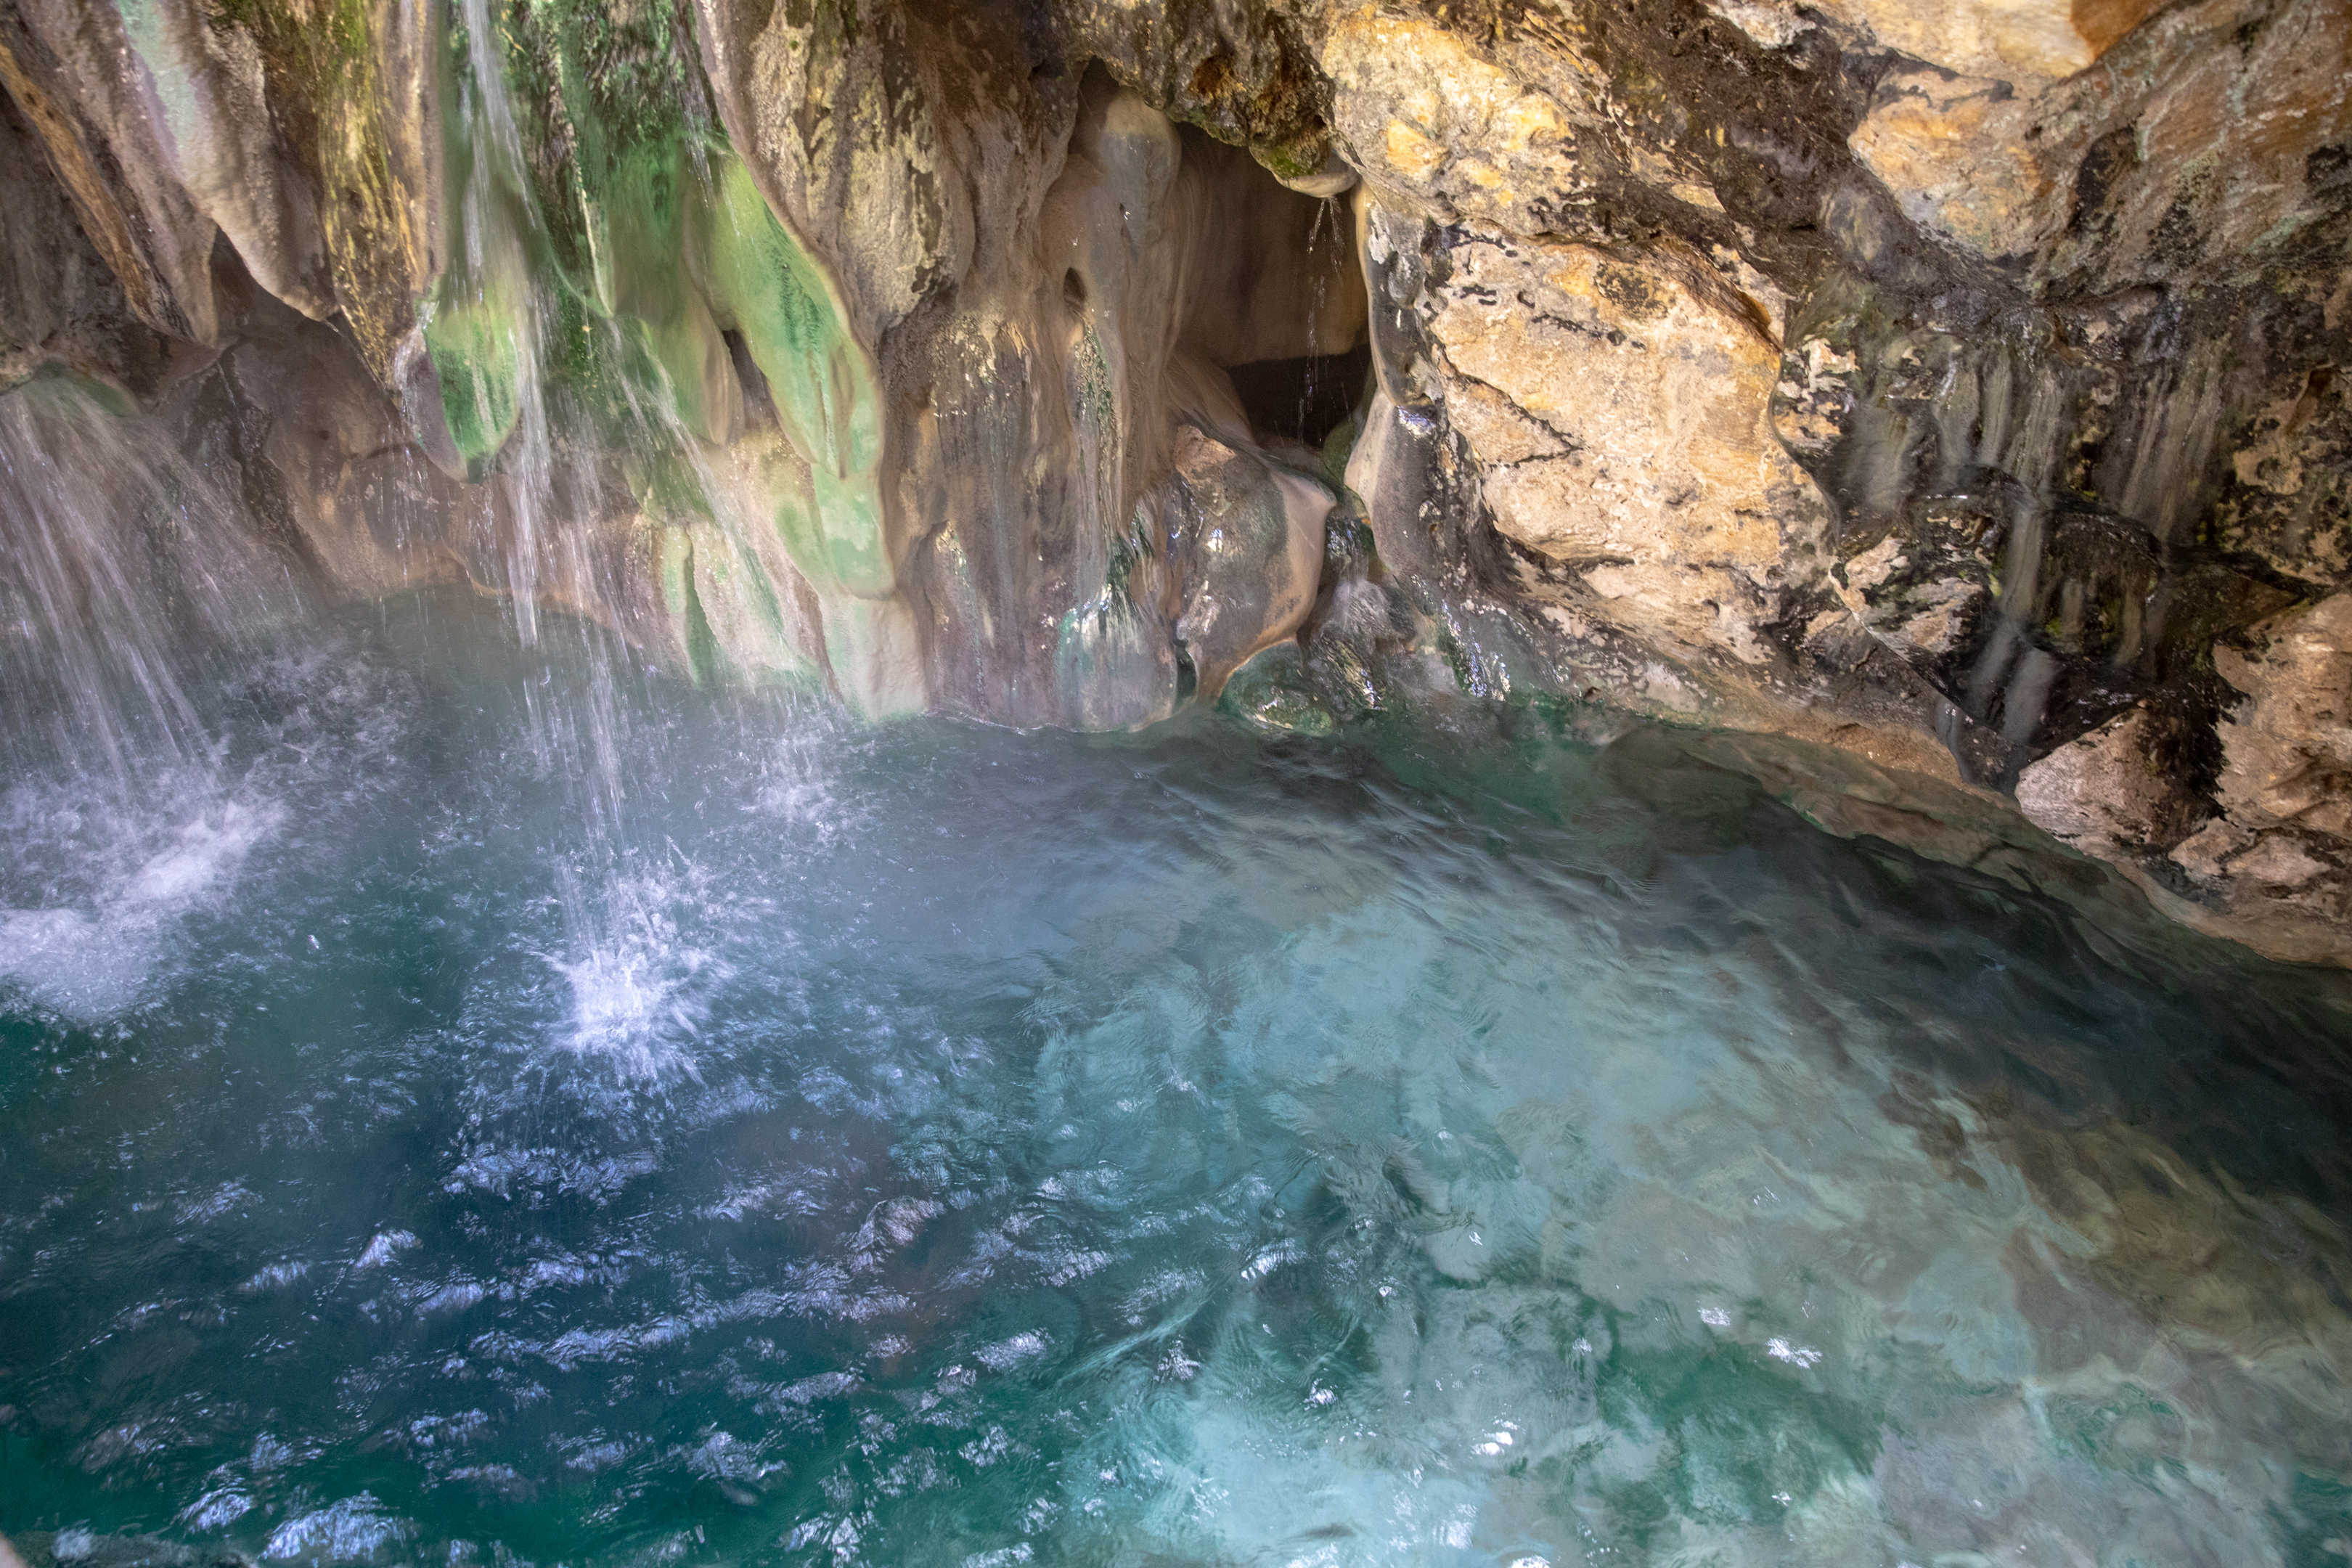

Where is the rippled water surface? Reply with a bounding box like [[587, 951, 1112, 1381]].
[[4, 592, 2351, 1567]]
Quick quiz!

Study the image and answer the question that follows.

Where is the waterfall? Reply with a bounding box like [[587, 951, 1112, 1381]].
[[0, 380, 298, 784], [0, 380, 309, 1021], [448, 0, 559, 651], [423, 0, 716, 1071]]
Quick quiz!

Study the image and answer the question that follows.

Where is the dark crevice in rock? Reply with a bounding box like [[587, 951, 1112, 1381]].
[[1224, 340, 1372, 449]]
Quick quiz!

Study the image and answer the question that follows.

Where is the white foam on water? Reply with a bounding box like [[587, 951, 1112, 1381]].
[[261, 1493, 413, 1563], [0, 783, 284, 1021], [179, 1487, 256, 1532], [550, 867, 732, 1079], [756, 735, 838, 830], [354, 1230, 420, 1269], [0, 634, 412, 1024]]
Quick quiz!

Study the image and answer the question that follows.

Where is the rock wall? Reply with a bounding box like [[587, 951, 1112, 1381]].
[[0, 0, 2345, 963]]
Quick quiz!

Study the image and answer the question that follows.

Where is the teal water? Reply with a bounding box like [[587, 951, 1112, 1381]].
[[3, 591, 2350, 1567]]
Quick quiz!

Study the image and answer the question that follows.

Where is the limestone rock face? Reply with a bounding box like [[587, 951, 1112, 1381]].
[[3, 0, 2349, 963], [1810, 0, 2164, 89], [2016, 709, 2195, 859], [693, 0, 967, 343], [0, 0, 439, 377], [2216, 595, 2352, 835], [1431, 239, 1783, 565], [1846, 72, 2053, 261], [1424, 234, 1821, 664], [0, 0, 228, 345], [1847, 0, 2352, 274], [1323, 8, 1618, 233], [2014, 594, 2351, 963], [1167, 427, 1332, 699], [2200, 595, 2352, 953], [0, 83, 156, 395]]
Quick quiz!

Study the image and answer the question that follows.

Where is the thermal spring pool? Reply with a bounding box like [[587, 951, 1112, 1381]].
[[2, 591, 2350, 1568]]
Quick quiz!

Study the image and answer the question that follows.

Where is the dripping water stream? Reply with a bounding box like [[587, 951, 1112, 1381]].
[[425, 0, 758, 1073]]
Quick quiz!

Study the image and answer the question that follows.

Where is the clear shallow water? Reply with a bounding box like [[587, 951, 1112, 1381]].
[[3, 592, 2351, 1568]]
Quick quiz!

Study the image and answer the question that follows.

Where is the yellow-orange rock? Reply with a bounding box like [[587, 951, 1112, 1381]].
[[1847, 73, 2057, 258], [1814, 0, 2163, 88], [2215, 594, 2352, 833], [1320, 7, 1616, 235], [1422, 236, 1824, 660]]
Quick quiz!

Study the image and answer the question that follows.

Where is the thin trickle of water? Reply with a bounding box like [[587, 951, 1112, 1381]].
[[1974, 343, 2015, 476], [0, 382, 295, 783], [422, 0, 759, 1049], [1299, 196, 1336, 435], [1964, 495, 2049, 716], [2004, 351, 2067, 495]]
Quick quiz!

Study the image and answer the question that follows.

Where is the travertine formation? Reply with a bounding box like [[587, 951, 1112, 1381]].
[[1, 0, 2345, 961]]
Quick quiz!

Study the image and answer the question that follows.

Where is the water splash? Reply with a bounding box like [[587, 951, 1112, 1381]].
[[0, 388, 400, 1021], [0, 636, 411, 1022], [0, 778, 282, 1021], [548, 862, 730, 1079]]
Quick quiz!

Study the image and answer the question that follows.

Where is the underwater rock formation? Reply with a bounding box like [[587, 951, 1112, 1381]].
[[0, 0, 2345, 962]]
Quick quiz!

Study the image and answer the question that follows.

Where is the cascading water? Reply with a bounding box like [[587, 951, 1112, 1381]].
[[0, 382, 297, 783], [4, 5, 2352, 1567], [423, 15, 673, 1072], [0, 380, 314, 1023], [411, 0, 853, 1074]]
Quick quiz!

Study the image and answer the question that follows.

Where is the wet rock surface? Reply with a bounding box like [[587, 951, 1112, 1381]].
[[0, 0, 2345, 963]]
